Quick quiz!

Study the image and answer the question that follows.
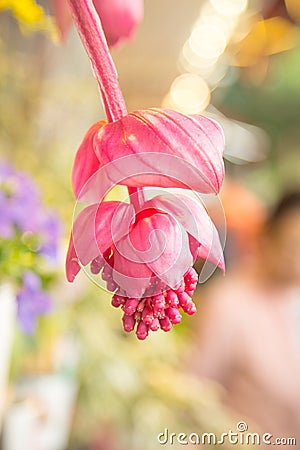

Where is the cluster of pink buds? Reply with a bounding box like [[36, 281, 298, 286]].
[[117, 268, 198, 340], [89, 249, 198, 339]]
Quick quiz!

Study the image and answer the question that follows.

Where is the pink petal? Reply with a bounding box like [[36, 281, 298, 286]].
[[145, 194, 225, 272], [69, 204, 99, 271], [66, 233, 81, 282], [66, 201, 135, 281], [116, 212, 193, 289], [112, 245, 152, 298], [72, 121, 105, 199], [93, 0, 144, 48], [94, 108, 225, 194], [155, 226, 193, 288]]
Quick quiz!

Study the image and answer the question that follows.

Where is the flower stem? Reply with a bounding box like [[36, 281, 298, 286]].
[[127, 187, 146, 210], [67, 0, 127, 122], [68, 0, 145, 208]]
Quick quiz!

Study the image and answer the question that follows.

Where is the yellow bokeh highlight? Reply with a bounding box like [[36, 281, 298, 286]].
[[0, 0, 58, 40], [233, 16, 299, 67], [164, 73, 211, 114], [0, 0, 43, 23]]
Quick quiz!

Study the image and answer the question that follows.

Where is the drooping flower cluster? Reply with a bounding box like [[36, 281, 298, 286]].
[[0, 163, 61, 333], [67, 192, 224, 340], [66, 0, 225, 339]]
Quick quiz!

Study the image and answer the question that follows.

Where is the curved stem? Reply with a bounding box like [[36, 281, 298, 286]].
[[68, 0, 127, 122], [68, 0, 145, 208]]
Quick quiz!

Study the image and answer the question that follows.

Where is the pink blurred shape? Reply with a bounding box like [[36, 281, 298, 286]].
[[93, 0, 143, 47], [52, 0, 143, 46]]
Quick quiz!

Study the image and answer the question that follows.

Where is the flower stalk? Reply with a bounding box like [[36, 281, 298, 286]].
[[68, 0, 145, 206], [67, 0, 127, 122]]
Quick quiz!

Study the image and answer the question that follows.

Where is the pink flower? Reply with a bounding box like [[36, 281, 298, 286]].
[[66, 193, 224, 340], [66, 0, 226, 339], [52, 0, 143, 46]]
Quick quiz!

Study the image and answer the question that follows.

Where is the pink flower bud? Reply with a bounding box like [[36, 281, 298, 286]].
[[181, 300, 197, 315], [142, 306, 154, 325], [184, 268, 198, 283], [91, 256, 105, 274], [149, 317, 160, 332], [185, 290, 195, 297], [123, 297, 140, 316], [102, 265, 112, 281], [165, 308, 181, 325], [165, 307, 182, 325], [122, 313, 135, 332], [159, 316, 172, 332], [175, 283, 185, 294], [152, 293, 165, 304], [153, 301, 165, 319], [136, 321, 148, 340], [166, 290, 179, 307], [107, 279, 117, 292], [111, 294, 124, 308], [177, 291, 191, 307], [187, 301, 197, 315], [136, 298, 146, 312]]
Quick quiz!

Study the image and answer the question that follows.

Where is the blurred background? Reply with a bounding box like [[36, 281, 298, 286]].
[[0, 0, 300, 448]]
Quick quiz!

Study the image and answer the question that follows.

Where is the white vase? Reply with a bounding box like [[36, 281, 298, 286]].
[[0, 283, 16, 429]]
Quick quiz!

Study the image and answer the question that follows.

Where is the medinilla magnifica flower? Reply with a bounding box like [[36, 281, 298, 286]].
[[66, 0, 226, 339]]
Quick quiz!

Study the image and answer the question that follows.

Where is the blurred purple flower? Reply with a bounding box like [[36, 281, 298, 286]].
[[39, 213, 62, 262], [0, 162, 62, 333], [0, 164, 41, 236], [0, 163, 61, 261], [16, 271, 52, 334]]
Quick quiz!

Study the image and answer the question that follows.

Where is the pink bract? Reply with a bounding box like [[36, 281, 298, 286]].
[[72, 108, 225, 198]]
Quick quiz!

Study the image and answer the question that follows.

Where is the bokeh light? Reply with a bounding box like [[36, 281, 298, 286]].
[[165, 73, 211, 114], [209, 0, 248, 17], [189, 23, 227, 60]]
